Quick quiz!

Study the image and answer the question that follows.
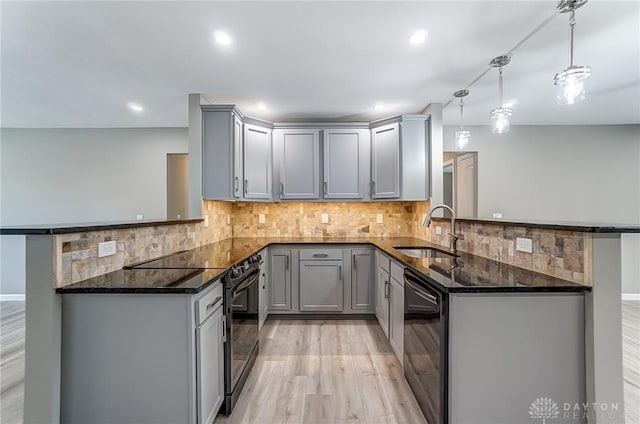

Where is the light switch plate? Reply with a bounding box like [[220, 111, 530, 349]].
[[516, 237, 533, 253], [98, 241, 116, 258], [136, 214, 144, 220], [259, 214, 266, 224], [321, 213, 329, 224], [492, 212, 503, 219], [435, 226, 442, 235], [376, 214, 383, 224]]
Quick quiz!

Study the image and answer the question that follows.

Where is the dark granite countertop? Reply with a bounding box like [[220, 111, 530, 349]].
[[433, 216, 640, 233], [0, 218, 204, 235], [58, 236, 591, 294], [56, 268, 227, 294]]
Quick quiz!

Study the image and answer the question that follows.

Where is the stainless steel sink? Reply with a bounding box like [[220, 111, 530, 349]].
[[394, 247, 458, 258]]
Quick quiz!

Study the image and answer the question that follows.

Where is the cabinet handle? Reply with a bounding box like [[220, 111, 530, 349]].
[[280, 182, 284, 199], [285, 255, 289, 271], [244, 179, 248, 194], [206, 296, 222, 310], [324, 181, 328, 195], [262, 273, 266, 289], [312, 253, 329, 258], [384, 281, 390, 299], [339, 265, 342, 281], [221, 315, 226, 342], [353, 254, 356, 270], [371, 181, 376, 196], [234, 176, 239, 192]]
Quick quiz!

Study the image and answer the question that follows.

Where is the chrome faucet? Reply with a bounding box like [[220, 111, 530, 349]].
[[423, 204, 458, 254]]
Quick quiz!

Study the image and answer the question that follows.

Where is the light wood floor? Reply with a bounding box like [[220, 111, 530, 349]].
[[0, 301, 25, 424], [215, 319, 426, 424], [0, 302, 638, 424], [623, 300, 640, 424]]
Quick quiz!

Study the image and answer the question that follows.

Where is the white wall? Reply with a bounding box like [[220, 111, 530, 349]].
[[444, 124, 640, 295], [443, 125, 640, 223], [0, 127, 188, 295]]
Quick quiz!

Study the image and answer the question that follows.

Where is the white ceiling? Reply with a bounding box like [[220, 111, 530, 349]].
[[1, 0, 639, 128]]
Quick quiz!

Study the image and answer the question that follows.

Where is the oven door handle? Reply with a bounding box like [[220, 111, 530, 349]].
[[403, 275, 439, 305], [231, 270, 260, 299]]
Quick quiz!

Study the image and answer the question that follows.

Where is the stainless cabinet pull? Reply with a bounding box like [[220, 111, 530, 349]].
[[234, 176, 239, 192], [206, 296, 222, 310], [280, 182, 284, 199], [324, 181, 328, 195], [339, 265, 342, 281], [371, 181, 376, 196], [312, 253, 329, 258], [244, 179, 248, 194], [384, 281, 390, 299], [353, 254, 356, 270], [221, 315, 226, 342], [285, 255, 289, 271]]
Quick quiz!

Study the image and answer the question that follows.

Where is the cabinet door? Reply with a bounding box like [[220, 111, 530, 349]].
[[351, 249, 374, 311], [299, 260, 344, 312], [202, 109, 234, 200], [269, 250, 291, 311], [243, 123, 272, 200], [232, 115, 244, 199], [389, 277, 404, 365], [258, 251, 268, 331], [276, 129, 320, 200], [323, 129, 369, 199], [371, 123, 400, 199], [376, 267, 390, 337], [196, 306, 224, 424]]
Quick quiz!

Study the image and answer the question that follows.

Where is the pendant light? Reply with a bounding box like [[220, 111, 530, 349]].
[[489, 55, 512, 134], [453, 89, 470, 149], [553, 0, 591, 105]]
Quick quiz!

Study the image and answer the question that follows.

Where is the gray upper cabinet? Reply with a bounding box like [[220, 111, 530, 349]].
[[243, 123, 273, 200], [299, 259, 344, 312], [269, 249, 292, 311], [232, 115, 243, 199], [275, 128, 320, 200], [202, 105, 241, 200], [323, 129, 370, 199], [371, 123, 400, 199], [370, 115, 430, 200], [351, 249, 374, 310]]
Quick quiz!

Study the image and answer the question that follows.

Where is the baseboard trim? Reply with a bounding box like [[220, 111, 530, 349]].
[[622, 294, 640, 301], [0, 294, 26, 301]]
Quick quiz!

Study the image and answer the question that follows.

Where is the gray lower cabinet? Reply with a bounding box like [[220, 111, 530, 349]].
[[323, 128, 370, 199], [351, 249, 374, 310], [275, 128, 321, 200], [60, 281, 224, 424], [243, 123, 273, 200], [389, 276, 404, 365], [269, 249, 292, 311], [299, 259, 344, 312]]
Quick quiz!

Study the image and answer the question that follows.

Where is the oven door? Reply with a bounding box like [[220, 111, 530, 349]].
[[228, 268, 260, 390], [403, 271, 448, 424]]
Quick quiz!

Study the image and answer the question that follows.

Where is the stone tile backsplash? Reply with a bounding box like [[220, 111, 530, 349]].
[[54, 198, 591, 287]]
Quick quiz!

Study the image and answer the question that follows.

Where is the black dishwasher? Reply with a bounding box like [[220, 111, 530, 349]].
[[403, 269, 448, 424]]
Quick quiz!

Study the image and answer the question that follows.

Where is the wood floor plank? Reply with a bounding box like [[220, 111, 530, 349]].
[[272, 375, 307, 424], [623, 300, 640, 424], [238, 360, 286, 424], [0, 301, 24, 424], [331, 355, 366, 421], [303, 394, 334, 424]]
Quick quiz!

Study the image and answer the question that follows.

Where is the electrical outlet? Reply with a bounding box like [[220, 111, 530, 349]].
[[435, 226, 442, 235], [516, 237, 533, 253], [492, 212, 503, 219], [226, 214, 231, 225], [259, 214, 266, 224], [176, 214, 181, 219], [98, 241, 116, 258], [376, 214, 383, 224], [321, 213, 329, 224], [136, 214, 144, 220], [204, 215, 209, 227]]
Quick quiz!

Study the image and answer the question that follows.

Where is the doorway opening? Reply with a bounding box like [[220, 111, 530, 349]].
[[442, 152, 478, 218], [167, 153, 189, 220]]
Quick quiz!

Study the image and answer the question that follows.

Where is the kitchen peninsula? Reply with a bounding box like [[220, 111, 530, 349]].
[[6, 212, 638, 424]]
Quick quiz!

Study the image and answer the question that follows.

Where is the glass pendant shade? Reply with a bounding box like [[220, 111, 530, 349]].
[[455, 129, 471, 149], [490, 106, 512, 134], [554, 65, 590, 105]]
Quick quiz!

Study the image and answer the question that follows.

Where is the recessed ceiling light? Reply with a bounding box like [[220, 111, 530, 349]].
[[374, 103, 385, 110], [214, 30, 232, 46], [409, 29, 428, 45], [127, 102, 143, 112], [257, 102, 267, 110]]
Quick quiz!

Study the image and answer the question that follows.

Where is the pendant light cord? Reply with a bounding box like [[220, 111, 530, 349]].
[[569, 11, 576, 66], [498, 67, 504, 106]]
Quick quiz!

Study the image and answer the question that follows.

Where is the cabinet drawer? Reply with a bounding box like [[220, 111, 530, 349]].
[[390, 261, 404, 284], [195, 282, 223, 325], [376, 251, 390, 272], [299, 249, 343, 261]]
